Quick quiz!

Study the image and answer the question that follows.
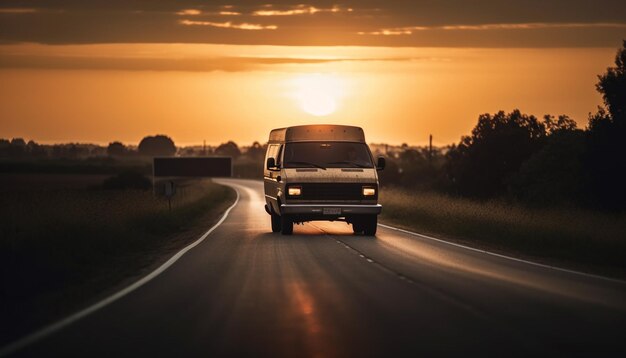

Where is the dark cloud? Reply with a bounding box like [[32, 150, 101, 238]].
[[0, 1, 625, 47], [0, 53, 417, 71]]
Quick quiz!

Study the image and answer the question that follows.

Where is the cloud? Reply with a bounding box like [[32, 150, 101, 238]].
[[358, 27, 428, 36], [176, 9, 241, 16], [440, 22, 626, 30], [179, 20, 277, 30], [252, 5, 353, 16], [0, 52, 417, 72], [1, 1, 625, 47], [0, 8, 38, 14], [176, 9, 201, 16], [360, 22, 626, 35], [175, 4, 352, 18]]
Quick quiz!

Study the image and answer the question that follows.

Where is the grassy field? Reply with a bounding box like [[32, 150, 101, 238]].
[[380, 188, 626, 276], [0, 174, 235, 344]]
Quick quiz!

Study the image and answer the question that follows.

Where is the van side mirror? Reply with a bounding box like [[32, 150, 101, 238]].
[[376, 157, 386, 171], [266, 157, 278, 170]]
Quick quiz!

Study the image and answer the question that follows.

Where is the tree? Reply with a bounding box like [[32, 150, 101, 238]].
[[596, 40, 626, 124], [377, 158, 401, 187], [107, 141, 127, 157], [245, 141, 266, 159], [27, 140, 46, 158], [215, 141, 241, 158], [509, 129, 586, 206], [0, 139, 9, 157], [445, 110, 547, 198], [138, 135, 176, 157], [8, 138, 27, 157], [543, 114, 577, 134], [586, 40, 626, 210]]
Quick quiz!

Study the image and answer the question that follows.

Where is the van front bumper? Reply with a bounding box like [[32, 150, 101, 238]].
[[280, 204, 382, 215]]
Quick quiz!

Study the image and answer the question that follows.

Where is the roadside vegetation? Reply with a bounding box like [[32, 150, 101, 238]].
[[0, 174, 235, 344], [1, 41, 624, 288], [380, 189, 626, 275]]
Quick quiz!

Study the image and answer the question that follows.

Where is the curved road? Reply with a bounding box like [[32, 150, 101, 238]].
[[6, 179, 626, 357]]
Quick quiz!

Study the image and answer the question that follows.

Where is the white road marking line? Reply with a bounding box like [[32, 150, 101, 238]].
[[378, 223, 626, 285], [0, 188, 241, 357], [315, 226, 490, 319]]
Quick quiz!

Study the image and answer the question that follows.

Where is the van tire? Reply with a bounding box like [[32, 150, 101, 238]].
[[352, 222, 363, 234], [271, 213, 281, 233], [280, 215, 293, 235], [363, 215, 377, 236]]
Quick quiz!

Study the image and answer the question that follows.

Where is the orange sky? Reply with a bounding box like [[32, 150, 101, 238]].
[[1, 1, 624, 146], [0, 43, 617, 146]]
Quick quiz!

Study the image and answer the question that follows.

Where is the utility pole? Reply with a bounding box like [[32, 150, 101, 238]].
[[428, 134, 433, 163]]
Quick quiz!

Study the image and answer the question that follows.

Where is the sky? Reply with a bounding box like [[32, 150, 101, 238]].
[[0, 1, 625, 145]]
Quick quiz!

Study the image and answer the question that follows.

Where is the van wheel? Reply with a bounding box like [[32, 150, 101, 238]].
[[352, 222, 363, 234], [280, 215, 293, 235], [363, 215, 377, 236], [271, 213, 281, 233]]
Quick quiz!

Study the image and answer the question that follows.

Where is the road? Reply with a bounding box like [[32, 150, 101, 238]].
[[5, 179, 626, 357]]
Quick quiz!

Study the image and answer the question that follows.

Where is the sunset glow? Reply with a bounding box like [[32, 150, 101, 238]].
[[0, 0, 624, 146], [0, 43, 615, 145], [291, 74, 344, 116]]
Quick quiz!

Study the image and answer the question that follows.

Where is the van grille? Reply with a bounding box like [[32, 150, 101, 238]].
[[287, 183, 376, 201]]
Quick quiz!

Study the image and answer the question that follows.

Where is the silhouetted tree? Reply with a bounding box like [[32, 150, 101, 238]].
[[246, 141, 266, 160], [596, 40, 626, 124], [543, 114, 577, 134], [107, 141, 127, 157], [215, 141, 241, 158], [397, 148, 428, 187], [138, 135, 176, 157], [27, 140, 46, 158], [9, 138, 27, 157], [0, 139, 9, 157], [377, 159, 401, 187], [445, 110, 546, 198], [509, 128, 586, 206], [586, 40, 626, 210]]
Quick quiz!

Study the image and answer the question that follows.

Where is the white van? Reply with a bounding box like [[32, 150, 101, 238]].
[[263, 124, 385, 235]]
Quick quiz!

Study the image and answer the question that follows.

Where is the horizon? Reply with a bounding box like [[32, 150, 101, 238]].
[[1, 136, 447, 149], [1, 1, 625, 145]]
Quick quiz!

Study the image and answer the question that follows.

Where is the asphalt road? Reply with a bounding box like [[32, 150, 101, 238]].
[[6, 179, 626, 357]]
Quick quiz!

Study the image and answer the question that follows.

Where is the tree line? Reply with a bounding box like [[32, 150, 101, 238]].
[[0, 135, 263, 159], [380, 41, 626, 211], [2, 41, 624, 210]]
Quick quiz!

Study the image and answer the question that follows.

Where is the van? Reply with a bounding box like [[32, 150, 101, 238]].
[[263, 124, 385, 235]]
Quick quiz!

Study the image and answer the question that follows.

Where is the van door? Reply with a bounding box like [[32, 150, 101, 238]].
[[264, 143, 282, 212]]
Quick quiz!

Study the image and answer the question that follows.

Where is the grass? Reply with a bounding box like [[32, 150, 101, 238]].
[[0, 157, 151, 175], [0, 175, 235, 344], [380, 188, 626, 276]]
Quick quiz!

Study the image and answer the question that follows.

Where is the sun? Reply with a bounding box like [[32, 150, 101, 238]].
[[292, 74, 343, 116]]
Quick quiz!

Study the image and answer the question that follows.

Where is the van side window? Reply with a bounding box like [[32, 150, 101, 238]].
[[266, 144, 281, 165], [276, 145, 283, 167]]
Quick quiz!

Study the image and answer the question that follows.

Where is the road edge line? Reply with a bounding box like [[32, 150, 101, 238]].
[[378, 223, 626, 285], [0, 187, 240, 357]]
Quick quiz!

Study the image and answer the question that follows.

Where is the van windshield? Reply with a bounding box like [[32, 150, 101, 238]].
[[283, 142, 374, 169]]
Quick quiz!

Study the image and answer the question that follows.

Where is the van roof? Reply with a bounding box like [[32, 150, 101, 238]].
[[268, 125, 366, 143]]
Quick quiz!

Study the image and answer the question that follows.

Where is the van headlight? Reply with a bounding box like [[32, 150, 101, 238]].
[[362, 186, 376, 196], [288, 186, 302, 196]]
